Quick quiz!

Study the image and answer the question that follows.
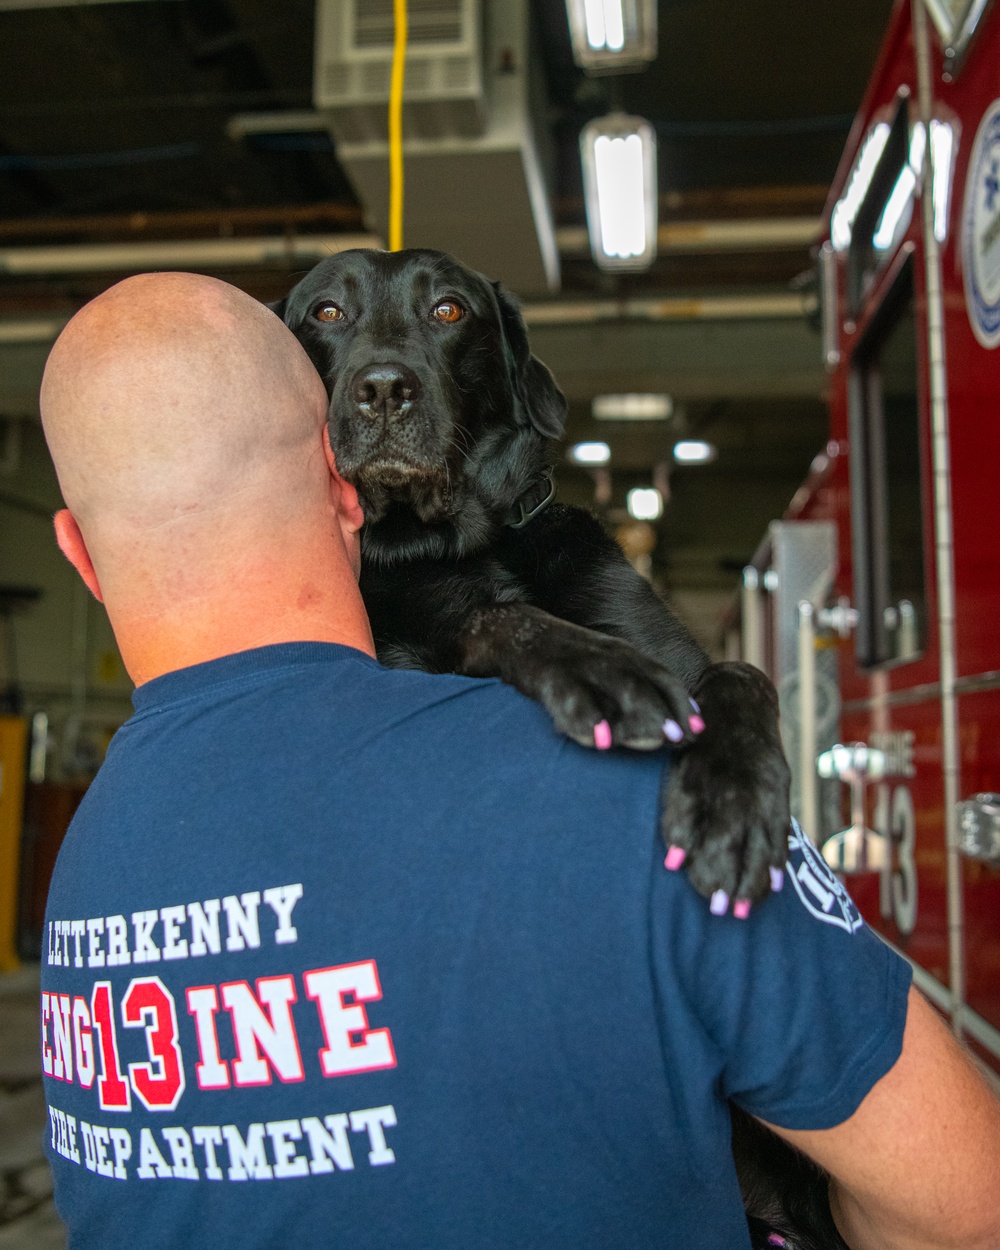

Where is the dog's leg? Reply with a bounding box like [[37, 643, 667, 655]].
[[361, 558, 702, 748], [662, 663, 791, 904], [501, 506, 790, 903]]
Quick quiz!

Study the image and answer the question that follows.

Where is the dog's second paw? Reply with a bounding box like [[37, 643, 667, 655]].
[[659, 662, 791, 910], [525, 627, 701, 753]]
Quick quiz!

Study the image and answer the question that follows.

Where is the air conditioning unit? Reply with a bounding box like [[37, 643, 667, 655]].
[[314, 0, 560, 296], [315, 0, 486, 142]]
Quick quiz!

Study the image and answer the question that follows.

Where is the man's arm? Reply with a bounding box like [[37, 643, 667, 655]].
[[765, 987, 1000, 1250]]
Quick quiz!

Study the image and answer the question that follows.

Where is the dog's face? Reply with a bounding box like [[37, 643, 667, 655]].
[[274, 248, 566, 563]]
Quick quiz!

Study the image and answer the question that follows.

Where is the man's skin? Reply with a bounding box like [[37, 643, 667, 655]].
[[40, 272, 1000, 1250]]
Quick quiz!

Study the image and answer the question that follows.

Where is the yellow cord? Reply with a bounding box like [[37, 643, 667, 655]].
[[389, 0, 407, 251]]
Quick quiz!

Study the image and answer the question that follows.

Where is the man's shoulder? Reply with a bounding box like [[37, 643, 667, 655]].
[[119, 641, 669, 803]]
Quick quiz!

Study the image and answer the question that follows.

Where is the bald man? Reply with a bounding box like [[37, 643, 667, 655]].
[[39, 273, 1000, 1250]]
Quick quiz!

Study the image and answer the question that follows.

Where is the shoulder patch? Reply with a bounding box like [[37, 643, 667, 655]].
[[787, 819, 863, 934]]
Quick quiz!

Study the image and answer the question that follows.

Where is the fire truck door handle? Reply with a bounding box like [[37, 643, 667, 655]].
[[956, 794, 1000, 863], [817, 743, 890, 872]]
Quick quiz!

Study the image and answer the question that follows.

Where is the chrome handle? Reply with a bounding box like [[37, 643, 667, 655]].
[[817, 742, 890, 873], [956, 794, 1000, 864]]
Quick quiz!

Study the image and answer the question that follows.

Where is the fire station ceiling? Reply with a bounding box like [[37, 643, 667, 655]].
[[0, 0, 897, 623]]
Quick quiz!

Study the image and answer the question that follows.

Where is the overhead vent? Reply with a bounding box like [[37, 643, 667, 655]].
[[315, 0, 560, 296], [315, 0, 485, 141], [352, 0, 465, 48]]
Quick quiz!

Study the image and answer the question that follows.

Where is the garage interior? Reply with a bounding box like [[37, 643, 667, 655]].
[[1, 0, 897, 1243]]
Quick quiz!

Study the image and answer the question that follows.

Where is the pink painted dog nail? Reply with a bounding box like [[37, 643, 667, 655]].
[[664, 845, 686, 871], [709, 889, 729, 916], [663, 719, 684, 743], [733, 899, 751, 920], [593, 719, 613, 750], [770, 867, 784, 892], [768, 1236, 787, 1248], [689, 715, 706, 734]]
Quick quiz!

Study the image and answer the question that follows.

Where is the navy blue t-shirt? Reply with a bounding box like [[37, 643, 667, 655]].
[[41, 643, 911, 1249]]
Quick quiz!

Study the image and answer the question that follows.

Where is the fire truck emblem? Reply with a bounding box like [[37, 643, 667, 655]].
[[787, 819, 863, 934], [962, 98, 1000, 348]]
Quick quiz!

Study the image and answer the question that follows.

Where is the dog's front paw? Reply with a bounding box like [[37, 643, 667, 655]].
[[533, 630, 701, 752], [660, 662, 791, 911], [460, 604, 703, 752]]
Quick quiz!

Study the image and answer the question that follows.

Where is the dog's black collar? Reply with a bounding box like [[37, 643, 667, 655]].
[[506, 471, 556, 529]]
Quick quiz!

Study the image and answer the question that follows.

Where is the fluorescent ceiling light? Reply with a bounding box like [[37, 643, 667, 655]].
[[930, 120, 955, 243], [586, 0, 623, 50], [627, 487, 663, 520], [830, 122, 891, 251], [580, 113, 658, 271], [592, 393, 672, 420], [569, 440, 612, 465], [565, 0, 657, 72], [673, 440, 716, 464]]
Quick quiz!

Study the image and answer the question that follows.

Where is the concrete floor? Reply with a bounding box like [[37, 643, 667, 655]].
[[0, 966, 65, 1250]]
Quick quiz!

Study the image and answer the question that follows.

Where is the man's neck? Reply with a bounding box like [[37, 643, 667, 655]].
[[106, 546, 375, 686]]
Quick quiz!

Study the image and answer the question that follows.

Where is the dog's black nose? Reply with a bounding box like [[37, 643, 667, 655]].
[[351, 364, 421, 419]]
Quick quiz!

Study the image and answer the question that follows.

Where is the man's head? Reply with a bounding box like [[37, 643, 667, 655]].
[[41, 272, 372, 682]]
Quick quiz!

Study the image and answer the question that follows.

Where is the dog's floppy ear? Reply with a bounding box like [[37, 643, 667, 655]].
[[264, 297, 287, 321], [493, 282, 567, 440]]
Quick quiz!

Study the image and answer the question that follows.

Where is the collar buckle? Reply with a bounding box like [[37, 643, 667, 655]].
[[507, 471, 556, 529]]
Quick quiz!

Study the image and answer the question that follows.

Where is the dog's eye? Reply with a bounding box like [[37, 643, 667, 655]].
[[432, 300, 464, 323], [313, 302, 345, 323]]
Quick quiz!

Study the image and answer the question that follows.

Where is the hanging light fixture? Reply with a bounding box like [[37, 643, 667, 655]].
[[580, 113, 658, 271], [564, 0, 657, 73], [569, 440, 612, 465], [627, 487, 663, 520]]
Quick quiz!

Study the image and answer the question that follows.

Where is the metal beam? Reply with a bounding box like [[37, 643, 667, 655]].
[[556, 217, 821, 256], [528, 315, 825, 402], [0, 234, 380, 277]]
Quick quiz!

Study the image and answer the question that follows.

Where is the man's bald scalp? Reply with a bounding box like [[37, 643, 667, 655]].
[[40, 272, 328, 536]]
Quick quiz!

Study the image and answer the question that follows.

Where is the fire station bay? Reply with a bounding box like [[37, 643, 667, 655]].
[[1, 1, 999, 1247]]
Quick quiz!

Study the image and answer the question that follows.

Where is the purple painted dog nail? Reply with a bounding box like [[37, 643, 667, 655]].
[[689, 698, 700, 713], [733, 899, 751, 920], [770, 866, 784, 892], [767, 1236, 787, 1248], [664, 845, 686, 871], [663, 719, 684, 743], [593, 719, 613, 750], [689, 715, 706, 734], [709, 889, 729, 916]]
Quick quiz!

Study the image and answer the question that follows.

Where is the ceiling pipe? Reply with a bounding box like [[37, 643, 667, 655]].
[[0, 0, 176, 8], [0, 233, 380, 277], [522, 293, 816, 325], [0, 216, 818, 279], [0, 318, 67, 344], [556, 217, 821, 255], [0, 203, 365, 242]]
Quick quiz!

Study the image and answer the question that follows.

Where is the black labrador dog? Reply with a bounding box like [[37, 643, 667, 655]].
[[271, 249, 844, 1250], [272, 247, 791, 908]]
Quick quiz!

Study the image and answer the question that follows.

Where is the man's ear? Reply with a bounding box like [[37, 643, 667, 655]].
[[323, 426, 364, 536], [53, 509, 104, 602]]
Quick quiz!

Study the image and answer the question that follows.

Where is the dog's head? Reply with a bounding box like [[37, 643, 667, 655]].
[[272, 248, 566, 563]]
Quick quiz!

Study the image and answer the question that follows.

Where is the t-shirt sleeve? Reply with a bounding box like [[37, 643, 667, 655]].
[[650, 820, 913, 1130]]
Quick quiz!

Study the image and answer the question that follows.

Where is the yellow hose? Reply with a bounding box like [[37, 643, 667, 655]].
[[389, 0, 407, 251]]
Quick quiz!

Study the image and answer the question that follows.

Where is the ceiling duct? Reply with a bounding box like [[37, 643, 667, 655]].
[[315, 0, 485, 141], [314, 0, 560, 295]]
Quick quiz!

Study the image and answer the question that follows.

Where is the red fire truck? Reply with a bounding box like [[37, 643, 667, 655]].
[[727, 0, 1000, 1080]]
